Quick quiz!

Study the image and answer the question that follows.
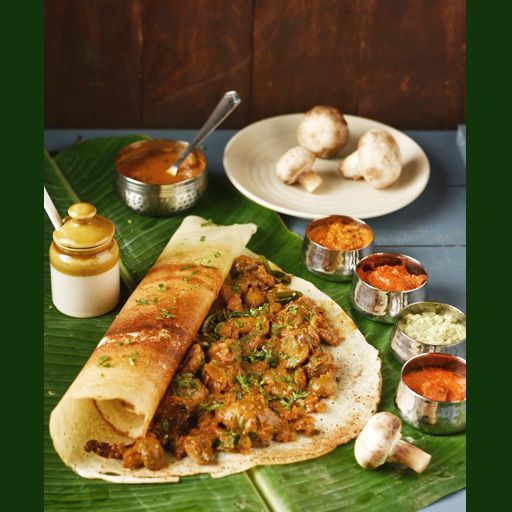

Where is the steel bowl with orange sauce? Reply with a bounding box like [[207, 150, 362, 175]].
[[114, 139, 208, 216]]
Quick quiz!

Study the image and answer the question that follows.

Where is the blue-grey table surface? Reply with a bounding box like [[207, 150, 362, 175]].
[[44, 128, 467, 512]]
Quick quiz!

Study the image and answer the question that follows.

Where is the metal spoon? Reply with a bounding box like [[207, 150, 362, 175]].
[[166, 90, 241, 176]]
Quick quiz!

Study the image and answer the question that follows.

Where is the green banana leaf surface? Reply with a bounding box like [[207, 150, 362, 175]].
[[44, 136, 466, 512]]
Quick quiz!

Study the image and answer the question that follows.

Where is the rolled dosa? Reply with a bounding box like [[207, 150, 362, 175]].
[[49, 216, 257, 479]]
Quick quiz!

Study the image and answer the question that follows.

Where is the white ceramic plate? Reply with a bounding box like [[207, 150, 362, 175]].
[[223, 114, 430, 219]]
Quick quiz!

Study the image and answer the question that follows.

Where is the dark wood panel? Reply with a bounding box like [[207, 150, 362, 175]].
[[252, 0, 364, 122], [356, 0, 466, 129], [141, 0, 253, 128], [251, 0, 465, 129], [44, 0, 143, 128], [44, 0, 466, 129]]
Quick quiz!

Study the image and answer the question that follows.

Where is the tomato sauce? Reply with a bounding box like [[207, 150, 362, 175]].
[[362, 264, 426, 291], [116, 139, 206, 185], [403, 367, 466, 402], [357, 254, 427, 292]]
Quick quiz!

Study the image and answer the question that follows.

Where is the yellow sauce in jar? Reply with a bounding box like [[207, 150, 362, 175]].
[[115, 139, 206, 185]]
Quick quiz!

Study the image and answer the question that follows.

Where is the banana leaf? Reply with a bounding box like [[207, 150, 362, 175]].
[[44, 136, 466, 511]]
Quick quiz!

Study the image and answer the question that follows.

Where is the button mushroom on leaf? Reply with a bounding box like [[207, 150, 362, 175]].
[[354, 412, 431, 473], [297, 105, 349, 158], [339, 129, 402, 189], [276, 146, 323, 193]]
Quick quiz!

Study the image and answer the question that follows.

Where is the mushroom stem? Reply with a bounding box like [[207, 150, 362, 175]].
[[354, 412, 432, 473], [297, 171, 323, 193], [390, 439, 432, 474]]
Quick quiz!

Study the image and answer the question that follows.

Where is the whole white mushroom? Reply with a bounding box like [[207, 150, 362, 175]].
[[338, 150, 362, 180], [276, 146, 323, 193], [339, 129, 402, 189], [354, 412, 431, 473], [297, 105, 349, 158]]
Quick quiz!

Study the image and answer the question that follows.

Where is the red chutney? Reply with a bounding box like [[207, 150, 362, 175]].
[[358, 264, 426, 292], [403, 367, 466, 402]]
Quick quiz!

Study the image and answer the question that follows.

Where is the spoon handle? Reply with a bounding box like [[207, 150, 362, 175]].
[[44, 186, 63, 229], [168, 91, 241, 175]]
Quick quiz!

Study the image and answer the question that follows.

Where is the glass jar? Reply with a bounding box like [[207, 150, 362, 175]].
[[49, 202, 120, 317]]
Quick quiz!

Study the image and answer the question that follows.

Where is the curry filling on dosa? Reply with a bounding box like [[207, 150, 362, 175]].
[[49, 216, 381, 482], [86, 254, 345, 469]]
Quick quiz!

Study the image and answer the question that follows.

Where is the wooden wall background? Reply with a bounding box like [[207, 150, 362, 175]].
[[45, 0, 466, 130]]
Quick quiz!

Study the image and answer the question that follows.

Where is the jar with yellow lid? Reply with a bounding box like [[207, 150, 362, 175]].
[[49, 202, 120, 318]]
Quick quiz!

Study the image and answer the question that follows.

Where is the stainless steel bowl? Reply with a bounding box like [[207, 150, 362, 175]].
[[395, 353, 466, 435], [350, 252, 428, 323], [302, 215, 374, 281], [114, 139, 208, 216], [390, 302, 466, 363]]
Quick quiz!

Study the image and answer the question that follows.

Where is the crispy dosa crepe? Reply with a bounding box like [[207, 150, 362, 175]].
[[50, 219, 381, 483], [50, 216, 257, 480]]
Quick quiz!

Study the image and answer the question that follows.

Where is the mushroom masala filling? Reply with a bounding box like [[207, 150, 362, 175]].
[[85, 255, 343, 470]]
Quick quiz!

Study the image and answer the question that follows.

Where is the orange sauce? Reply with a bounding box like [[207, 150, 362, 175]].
[[115, 139, 206, 185], [360, 264, 427, 292], [308, 218, 373, 251], [404, 367, 466, 402]]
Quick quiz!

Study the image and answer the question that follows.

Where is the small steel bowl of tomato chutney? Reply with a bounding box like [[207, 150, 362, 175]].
[[115, 139, 207, 216], [395, 353, 466, 435], [350, 252, 428, 323]]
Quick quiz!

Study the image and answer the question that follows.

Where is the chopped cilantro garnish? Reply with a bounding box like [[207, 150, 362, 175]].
[[183, 269, 200, 282], [239, 334, 254, 343], [97, 355, 112, 368], [156, 308, 176, 320], [280, 390, 309, 410], [199, 401, 225, 411], [236, 374, 251, 393], [180, 263, 193, 271], [213, 251, 221, 258], [220, 430, 241, 449], [281, 374, 295, 385], [136, 297, 159, 306], [200, 236, 206, 242], [175, 373, 198, 389], [160, 418, 170, 433], [271, 323, 286, 335], [243, 346, 278, 367], [157, 283, 166, 292], [200, 219, 214, 227]]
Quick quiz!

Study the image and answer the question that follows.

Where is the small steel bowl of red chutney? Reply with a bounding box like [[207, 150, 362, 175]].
[[395, 353, 466, 435], [115, 139, 208, 216], [350, 252, 428, 323]]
